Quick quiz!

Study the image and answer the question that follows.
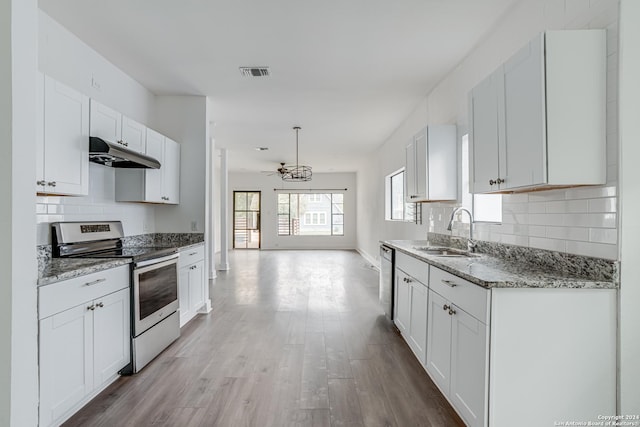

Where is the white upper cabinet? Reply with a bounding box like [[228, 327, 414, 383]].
[[469, 30, 606, 193], [144, 129, 164, 203], [115, 128, 180, 204], [36, 74, 90, 196], [405, 125, 457, 202], [163, 137, 180, 204], [90, 99, 146, 154]]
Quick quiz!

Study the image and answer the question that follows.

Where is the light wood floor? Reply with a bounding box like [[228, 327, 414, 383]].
[[64, 250, 464, 427]]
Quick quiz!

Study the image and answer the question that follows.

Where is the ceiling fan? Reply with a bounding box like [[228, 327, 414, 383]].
[[260, 162, 289, 177], [260, 127, 312, 181]]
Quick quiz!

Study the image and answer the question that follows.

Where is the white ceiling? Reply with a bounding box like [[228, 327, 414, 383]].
[[39, 0, 518, 173]]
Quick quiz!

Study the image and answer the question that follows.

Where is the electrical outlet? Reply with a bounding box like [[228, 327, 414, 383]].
[[190, 221, 197, 231], [143, 221, 150, 232]]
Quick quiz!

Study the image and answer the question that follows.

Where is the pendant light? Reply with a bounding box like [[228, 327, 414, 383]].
[[281, 126, 312, 182]]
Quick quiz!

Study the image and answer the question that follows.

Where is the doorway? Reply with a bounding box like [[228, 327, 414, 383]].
[[233, 191, 261, 249]]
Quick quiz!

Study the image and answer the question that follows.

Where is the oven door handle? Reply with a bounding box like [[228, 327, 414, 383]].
[[134, 252, 180, 269]]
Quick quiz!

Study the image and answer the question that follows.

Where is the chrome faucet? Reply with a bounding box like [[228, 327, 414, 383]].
[[446, 207, 476, 252]]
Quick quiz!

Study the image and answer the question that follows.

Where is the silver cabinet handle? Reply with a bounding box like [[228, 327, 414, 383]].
[[37, 180, 46, 186], [47, 181, 57, 187], [496, 178, 504, 184], [188, 252, 197, 256], [443, 304, 450, 311], [84, 278, 106, 287], [448, 307, 456, 316], [442, 280, 457, 288], [96, 302, 104, 308], [117, 140, 129, 147], [87, 304, 95, 311]]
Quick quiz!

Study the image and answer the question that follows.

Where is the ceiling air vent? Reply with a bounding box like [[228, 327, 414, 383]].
[[239, 66, 271, 77]]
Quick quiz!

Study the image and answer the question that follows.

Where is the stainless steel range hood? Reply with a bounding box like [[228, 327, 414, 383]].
[[89, 137, 161, 169]]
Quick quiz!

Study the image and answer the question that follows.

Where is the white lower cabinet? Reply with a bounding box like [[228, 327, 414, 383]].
[[178, 245, 205, 327], [392, 253, 616, 427], [408, 279, 428, 362], [394, 264, 428, 363], [425, 290, 452, 395], [38, 266, 130, 427], [427, 287, 487, 427], [394, 270, 410, 334]]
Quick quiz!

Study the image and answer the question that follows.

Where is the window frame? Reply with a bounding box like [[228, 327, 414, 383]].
[[277, 193, 344, 236], [385, 168, 407, 222]]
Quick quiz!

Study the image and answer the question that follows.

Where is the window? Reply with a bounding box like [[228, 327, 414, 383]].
[[385, 169, 421, 224], [461, 134, 502, 222], [303, 212, 327, 225], [390, 170, 404, 220], [278, 193, 344, 236]]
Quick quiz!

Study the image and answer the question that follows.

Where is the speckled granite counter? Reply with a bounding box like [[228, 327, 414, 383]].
[[383, 240, 618, 289], [38, 233, 205, 286], [38, 258, 132, 287]]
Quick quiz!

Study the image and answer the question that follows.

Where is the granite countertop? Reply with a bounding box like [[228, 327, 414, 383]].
[[38, 258, 132, 287], [383, 240, 617, 290], [38, 237, 206, 287]]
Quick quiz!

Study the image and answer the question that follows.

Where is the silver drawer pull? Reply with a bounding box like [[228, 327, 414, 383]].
[[189, 252, 198, 256], [442, 279, 457, 288], [84, 278, 106, 287]]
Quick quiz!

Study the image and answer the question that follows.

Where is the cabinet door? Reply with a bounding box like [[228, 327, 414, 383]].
[[413, 128, 427, 200], [189, 260, 205, 314], [39, 303, 93, 427], [426, 290, 452, 395], [163, 137, 180, 204], [89, 99, 122, 143], [427, 126, 457, 201], [43, 75, 90, 196], [93, 289, 130, 387], [144, 129, 165, 203], [179, 265, 192, 327], [502, 33, 547, 190], [121, 116, 146, 154], [408, 281, 428, 363], [404, 140, 417, 202], [469, 69, 503, 193], [450, 305, 487, 427], [394, 269, 410, 334]]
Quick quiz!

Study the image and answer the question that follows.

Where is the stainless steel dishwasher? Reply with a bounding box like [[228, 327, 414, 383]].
[[379, 244, 395, 320]]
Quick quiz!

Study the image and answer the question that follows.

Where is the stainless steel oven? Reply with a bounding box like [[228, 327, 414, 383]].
[[51, 221, 181, 375], [133, 253, 180, 336]]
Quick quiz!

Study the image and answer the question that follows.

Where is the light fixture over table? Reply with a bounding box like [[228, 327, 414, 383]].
[[281, 126, 312, 182]]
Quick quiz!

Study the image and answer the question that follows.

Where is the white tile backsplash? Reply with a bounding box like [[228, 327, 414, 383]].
[[36, 164, 155, 245]]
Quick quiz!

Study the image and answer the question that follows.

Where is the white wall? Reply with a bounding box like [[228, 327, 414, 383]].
[[153, 95, 208, 233], [36, 10, 158, 243], [38, 11, 154, 124], [357, 0, 620, 264], [228, 172, 357, 250], [618, 0, 640, 414], [0, 0, 39, 424]]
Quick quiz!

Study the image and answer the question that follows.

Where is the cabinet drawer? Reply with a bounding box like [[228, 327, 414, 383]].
[[39, 265, 130, 319], [396, 251, 429, 285], [429, 267, 489, 322], [179, 244, 205, 269]]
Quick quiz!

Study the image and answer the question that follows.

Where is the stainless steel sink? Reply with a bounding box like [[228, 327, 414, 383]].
[[413, 246, 479, 257]]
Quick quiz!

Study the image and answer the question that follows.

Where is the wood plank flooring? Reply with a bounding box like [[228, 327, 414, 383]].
[[64, 250, 464, 427]]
